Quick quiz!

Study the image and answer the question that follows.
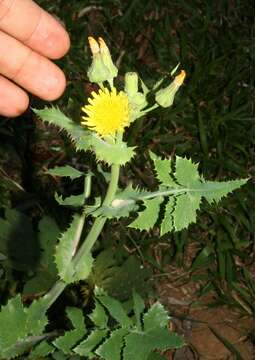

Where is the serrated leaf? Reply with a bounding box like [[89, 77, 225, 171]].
[[53, 307, 86, 355], [143, 302, 169, 331], [96, 328, 128, 360], [25, 298, 48, 335], [95, 289, 132, 328], [173, 193, 201, 231], [74, 251, 94, 282], [89, 301, 108, 329], [29, 341, 55, 359], [160, 197, 175, 236], [47, 165, 84, 179], [0, 295, 27, 353], [55, 193, 85, 207], [199, 179, 248, 204], [34, 107, 135, 166], [133, 291, 145, 330], [87, 134, 136, 165], [174, 156, 200, 187], [33, 107, 74, 132], [54, 329, 86, 354], [66, 307, 85, 330], [123, 328, 184, 360], [150, 151, 176, 187], [55, 214, 92, 284], [73, 329, 108, 357], [129, 197, 163, 231]]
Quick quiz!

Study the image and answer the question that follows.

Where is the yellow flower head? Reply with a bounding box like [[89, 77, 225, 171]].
[[81, 87, 130, 137]]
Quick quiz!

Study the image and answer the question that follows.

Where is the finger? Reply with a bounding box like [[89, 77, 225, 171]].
[[0, 0, 70, 59], [0, 30, 66, 100], [0, 75, 29, 117]]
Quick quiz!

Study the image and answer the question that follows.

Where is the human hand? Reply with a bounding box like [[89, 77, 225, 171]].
[[0, 0, 70, 117]]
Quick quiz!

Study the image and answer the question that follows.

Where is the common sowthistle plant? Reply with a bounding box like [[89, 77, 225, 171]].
[[0, 37, 248, 359]]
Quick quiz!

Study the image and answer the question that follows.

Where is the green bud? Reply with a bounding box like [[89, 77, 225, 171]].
[[87, 37, 118, 86], [124, 72, 148, 122], [155, 70, 186, 108]]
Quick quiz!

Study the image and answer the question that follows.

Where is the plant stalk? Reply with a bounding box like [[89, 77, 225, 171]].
[[41, 163, 120, 311]]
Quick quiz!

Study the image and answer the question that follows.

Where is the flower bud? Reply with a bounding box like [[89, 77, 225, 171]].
[[155, 70, 186, 108], [87, 37, 118, 86], [124, 72, 148, 122], [98, 37, 118, 80]]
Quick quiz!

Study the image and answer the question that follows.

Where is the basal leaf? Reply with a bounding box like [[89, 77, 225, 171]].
[[29, 341, 55, 359], [133, 291, 145, 330], [123, 328, 184, 360], [54, 329, 86, 355], [66, 307, 85, 330], [143, 302, 169, 331], [95, 288, 132, 328], [47, 165, 84, 179], [73, 329, 108, 357], [89, 301, 108, 329], [0, 295, 27, 353], [96, 328, 128, 360], [25, 298, 48, 335], [129, 197, 163, 231]]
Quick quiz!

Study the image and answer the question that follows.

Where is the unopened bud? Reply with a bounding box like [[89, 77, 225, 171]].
[[87, 36, 118, 85], [156, 70, 186, 108], [124, 72, 148, 122]]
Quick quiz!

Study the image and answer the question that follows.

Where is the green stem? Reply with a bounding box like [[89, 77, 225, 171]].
[[41, 163, 120, 311]]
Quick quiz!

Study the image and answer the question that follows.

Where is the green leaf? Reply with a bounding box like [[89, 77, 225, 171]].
[[53, 307, 86, 354], [55, 193, 85, 207], [129, 197, 163, 231], [73, 329, 108, 357], [123, 328, 184, 360], [96, 328, 128, 360], [150, 151, 175, 187], [23, 216, 59, 296], [90, 135, 136, 166], [173, 192, 201, 231], [34, 106, 135, 166], [55, 214, 93, 284], [66, 307, 85, 330], [95, 288, 132, 328], [174, 156, 201, 187], [47, 165, 84, 179], [0, 295, 27, 354], [54, 329, 85, 355], [25, 298, 48, 335], [199, 179, 248, 204], [131, 154, 248, 234], [160, 197, 175, 236], [29, 341, 55, 359], [89, 301, 108, 329], [143, 302, 169, 331], [133, 291, 145, 330]]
